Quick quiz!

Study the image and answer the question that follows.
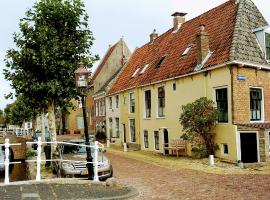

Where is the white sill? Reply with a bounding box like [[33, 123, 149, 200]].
[[217, 122, 229, 125], [156, 116, 166, 119], [143, 117, 152, 120], [221, 153, 229, 157], [250, 120, 264, 123]]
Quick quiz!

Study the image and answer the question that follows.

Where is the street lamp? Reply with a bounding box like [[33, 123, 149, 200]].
[[74, 62, 94, 180]]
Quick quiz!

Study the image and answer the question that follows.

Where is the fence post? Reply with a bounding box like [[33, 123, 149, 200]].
[[93, 141, 99, 182], [36, 137, 42, 181], [4, 139, 10, 185]]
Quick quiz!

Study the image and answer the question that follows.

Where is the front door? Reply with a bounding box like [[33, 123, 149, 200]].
[[163, 129, 169, 155], [240, 132, 258, 163]]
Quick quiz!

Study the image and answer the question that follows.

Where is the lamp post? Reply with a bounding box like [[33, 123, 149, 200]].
[[74, 62, 94, 180]]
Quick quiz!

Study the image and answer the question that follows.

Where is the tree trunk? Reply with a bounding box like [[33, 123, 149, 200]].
[[41, 111, 46, 141], [48, 101, 57, 143], [61, 109, 66, 135]]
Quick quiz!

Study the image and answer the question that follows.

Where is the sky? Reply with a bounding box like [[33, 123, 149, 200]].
[[0, 0, 269, 110]]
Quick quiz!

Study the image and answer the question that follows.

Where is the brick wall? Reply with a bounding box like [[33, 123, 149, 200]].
[[232, 66, 270, 124]]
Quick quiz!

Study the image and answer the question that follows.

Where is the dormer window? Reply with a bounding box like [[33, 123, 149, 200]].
[[140, 64, 149, 74], [156, 56, 166, 68], [182, 45, 192, 56], [131, 67, 140, 78], [266, 32, 270, 61]]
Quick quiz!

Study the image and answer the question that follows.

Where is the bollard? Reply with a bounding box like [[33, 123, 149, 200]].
[[123, 143, 127, 152], [4, 139, 10, 185], [209, 155, 214, 166], [93, 141, 99, 182], [36, 137, 42, 181], [106, 139, 110, 148]]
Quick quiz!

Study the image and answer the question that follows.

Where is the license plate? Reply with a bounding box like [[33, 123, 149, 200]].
[[80, 169, 88, 175]]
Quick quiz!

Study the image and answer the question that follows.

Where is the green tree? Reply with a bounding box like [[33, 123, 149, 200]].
[[0, 109, 5, 125], [4, 95, 37, 126], [4, 0, 98, 141], [179, 97, 219, 156]]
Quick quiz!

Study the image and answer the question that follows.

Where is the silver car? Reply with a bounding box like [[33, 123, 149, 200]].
[[0, 147, 4, 172], [52, 140, 113, 181]]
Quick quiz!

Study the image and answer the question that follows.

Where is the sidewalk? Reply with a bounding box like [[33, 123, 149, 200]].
[[0, 179, 138, 200], [107, 144, 270, 175]]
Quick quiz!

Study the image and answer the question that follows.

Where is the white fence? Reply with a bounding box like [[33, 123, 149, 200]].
[[0, 128, 30, 137], [0, 137, 103, 184]]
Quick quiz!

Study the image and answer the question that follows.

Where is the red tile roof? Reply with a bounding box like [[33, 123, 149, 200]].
[[92, 44, 117, 81], [109, 0, 238, 94]]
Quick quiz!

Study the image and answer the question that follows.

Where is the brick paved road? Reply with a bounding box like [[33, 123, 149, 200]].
[[107, 151, 270, 200]]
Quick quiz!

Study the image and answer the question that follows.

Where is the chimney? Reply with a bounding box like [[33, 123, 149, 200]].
[[196, 24, 209, 64], [171, 12, 187, 31], [150, 29, 158, 43]]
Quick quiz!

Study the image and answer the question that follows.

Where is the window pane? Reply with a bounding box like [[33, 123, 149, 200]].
[[216, 88, 228, 123], [130, 119, 136, 142], [145, 90, 151, 118], [154, 131, 159, 150], [144, 130, 149, 148], [250, 88, 262, 121], [158, 87, 165, 117]]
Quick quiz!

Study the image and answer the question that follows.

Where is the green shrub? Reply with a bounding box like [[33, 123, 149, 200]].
[[26, 149, 37, 158]]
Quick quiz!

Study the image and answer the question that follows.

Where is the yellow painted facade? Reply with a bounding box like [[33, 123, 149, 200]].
[[117, 66, 240, 161]]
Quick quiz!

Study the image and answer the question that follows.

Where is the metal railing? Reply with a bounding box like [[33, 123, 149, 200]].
[[0, 137, 104, 185]]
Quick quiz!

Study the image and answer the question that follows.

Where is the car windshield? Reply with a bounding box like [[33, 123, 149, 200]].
[[61, 142, 94, 154]]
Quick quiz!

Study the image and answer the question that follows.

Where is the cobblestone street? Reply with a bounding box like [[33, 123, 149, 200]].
[[107, 150, 270, 200]]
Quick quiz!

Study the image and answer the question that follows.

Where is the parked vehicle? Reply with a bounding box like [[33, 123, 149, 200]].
[[0, 147, 4, 173], [52, 140, 113, 181]]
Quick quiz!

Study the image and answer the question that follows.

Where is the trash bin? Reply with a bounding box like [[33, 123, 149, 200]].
[[44, 140, 51, 167]]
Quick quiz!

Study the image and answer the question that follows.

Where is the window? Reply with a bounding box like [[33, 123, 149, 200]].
[[216, 88, 228, 123], [222, 144, 229, 155], [131, 67, 140, 78], [140, 64, 149, 74], [145, 90, 151, 118], [95, 102, 99, 117], [76, 117, 84, 129], [144, 130, 149, 148], [129, 92, 135, 113], [109, 97, 112, 109], [158, 87, 165, 117], [173, 83, 176, 91], [182, 45, 192, 56], [154, 131, 159, 150], [116, 95, 119, 108], [250, 88, 263, 121], [156, 56, 166, 68], [266, 33, 270, 61], [99, 99, 105, 116], [115, 118, 120, 138], [129, 119, 136, 143], [109, 118, 113, 138]]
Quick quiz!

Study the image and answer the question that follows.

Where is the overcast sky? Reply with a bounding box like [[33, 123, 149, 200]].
[[0, 0, 269, 110]]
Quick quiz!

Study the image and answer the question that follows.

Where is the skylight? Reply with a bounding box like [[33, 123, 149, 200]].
[[156, 56, 166, 68], [131, 67, 140, 78], [182, 45, 192, 56], [140, 64, 149, 74]]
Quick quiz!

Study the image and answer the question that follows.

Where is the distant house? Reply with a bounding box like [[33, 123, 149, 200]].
[[108, 0, 270, 163], [66, 38, 131, 139]]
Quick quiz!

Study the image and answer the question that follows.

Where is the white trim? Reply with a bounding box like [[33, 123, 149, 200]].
[[249, 86, 264, 123], [237, 131, 260, 163]]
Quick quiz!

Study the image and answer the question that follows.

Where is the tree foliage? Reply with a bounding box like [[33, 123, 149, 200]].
[[4, 95, 37, 126], [179, 97, 219, 156], [4, 0, 98, 113], [0, 109, 5, 125]]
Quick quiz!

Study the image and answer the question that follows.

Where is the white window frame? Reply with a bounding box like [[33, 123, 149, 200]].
[[143, 130, 149, 149], [140, 64, 149, 74], [157, 86, 166, 118], [264, 31, 270, 62], [249, 87, 264, 123], [129, 92, 135, 114], [115, 95, 119, 108], [153, 130, 160, 151], [131, 68, 140, 78], [144, 90, 152, 119], [213, 86, 229, 124], [221, 143, 229, 156], [109, 97, 112, 109], [129, 118, 136, 143]]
